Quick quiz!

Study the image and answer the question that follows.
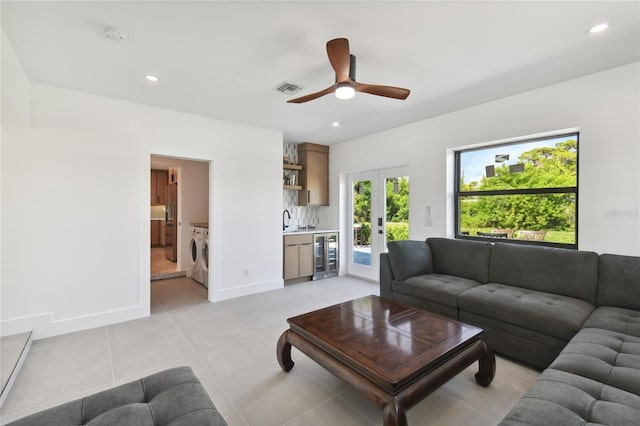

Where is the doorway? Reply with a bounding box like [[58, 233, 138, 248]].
[[149, 156, 210, 287], [347, 166, 409, 281], [150, 164, 183, 280]]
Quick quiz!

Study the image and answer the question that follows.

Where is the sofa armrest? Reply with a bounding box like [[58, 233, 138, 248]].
[[380, 252, 394, 298]]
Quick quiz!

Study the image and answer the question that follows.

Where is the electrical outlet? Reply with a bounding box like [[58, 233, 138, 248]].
[[424, 217, 433, 227], [243, 269, 249, 277], [425, 205, 431, 217]]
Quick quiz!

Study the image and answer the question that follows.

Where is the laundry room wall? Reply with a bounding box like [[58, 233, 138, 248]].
[[151, 156, 209, 273], [1, 33, 284, 338]]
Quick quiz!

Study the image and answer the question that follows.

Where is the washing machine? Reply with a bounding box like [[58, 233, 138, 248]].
[[201, 228, 209, 288], [189, 227, 204, 285]]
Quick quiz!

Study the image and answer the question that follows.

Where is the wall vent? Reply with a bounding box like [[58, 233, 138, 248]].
[[274, 81, 305, 95]]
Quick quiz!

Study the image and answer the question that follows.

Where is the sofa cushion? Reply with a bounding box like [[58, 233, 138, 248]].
[[460, 312, 565, 368], [489, 242, 598, 304], [583, 306, 640, 339], [499, 368, 640, 426], [387, 240, 433, 281], [549, 327, 640, 396], [597, 253, 640, 310], [426, 237, 492, 283], [7, 367, 227, 426], [459, 283, 594, 341], [392, 273, 480, 309]]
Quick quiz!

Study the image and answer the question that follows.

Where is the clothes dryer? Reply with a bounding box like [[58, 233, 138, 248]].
[[189, 227, 204, 284], [201, 228, 209, 288]]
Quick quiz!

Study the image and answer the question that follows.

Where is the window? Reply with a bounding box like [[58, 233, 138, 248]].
[[455, 132, 578, 249]]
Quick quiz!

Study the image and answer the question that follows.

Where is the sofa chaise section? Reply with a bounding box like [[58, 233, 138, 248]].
[[381, 238, 491, 318], [500, 252, 640, 425]]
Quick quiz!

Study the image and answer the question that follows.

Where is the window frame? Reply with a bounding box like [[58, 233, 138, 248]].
[[454, 132, 579, 250]]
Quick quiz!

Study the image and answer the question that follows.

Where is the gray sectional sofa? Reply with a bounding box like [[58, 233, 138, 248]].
[[381, 237, 640, 425], [6, 366, 227, 426]]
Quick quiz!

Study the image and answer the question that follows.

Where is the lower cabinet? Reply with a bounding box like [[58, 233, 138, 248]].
[[283, 234, 313, 280], [151, 221, 161, 247]]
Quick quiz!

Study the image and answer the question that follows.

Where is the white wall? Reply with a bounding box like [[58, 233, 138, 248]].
[[1, 80, 284, 338], [151, 156, 209, 273], [329, 62, 640, 275], [1, 29, 31, 127]]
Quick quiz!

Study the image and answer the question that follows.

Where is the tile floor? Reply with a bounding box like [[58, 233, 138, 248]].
[[0, 276, 540, 425], [151, 246, 186, 280]]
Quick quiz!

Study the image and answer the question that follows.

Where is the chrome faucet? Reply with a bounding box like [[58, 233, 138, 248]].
[[283, 209, 291, 231]]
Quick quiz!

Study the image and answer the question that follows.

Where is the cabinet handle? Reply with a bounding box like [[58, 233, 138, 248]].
[[307, 190, 310, 203]]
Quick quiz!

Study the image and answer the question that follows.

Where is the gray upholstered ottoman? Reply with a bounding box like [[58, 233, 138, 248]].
[[6, 366, 227, 425]]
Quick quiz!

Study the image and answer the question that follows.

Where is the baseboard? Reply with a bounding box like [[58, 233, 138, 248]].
[[1, 305, 149, 340], [211, 278, 283, 301]]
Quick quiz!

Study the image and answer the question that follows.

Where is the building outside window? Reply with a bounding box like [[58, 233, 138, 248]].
[[455, 132, 578, 249]]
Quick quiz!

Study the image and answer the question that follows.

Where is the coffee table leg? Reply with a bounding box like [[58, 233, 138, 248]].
[[277, 330, 295, 372], [382, 399, 407, 426], [474, 340, 496, 387]]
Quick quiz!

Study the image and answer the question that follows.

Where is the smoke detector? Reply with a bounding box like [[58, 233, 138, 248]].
[[103, 27, 128, 43]]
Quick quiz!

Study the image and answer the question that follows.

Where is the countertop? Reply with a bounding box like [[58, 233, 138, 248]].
[[283, 228, 339, 235]]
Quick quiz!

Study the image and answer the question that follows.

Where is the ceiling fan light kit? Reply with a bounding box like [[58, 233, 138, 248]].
[[287, 38, 410, 104], [335, 82, 355, 100]]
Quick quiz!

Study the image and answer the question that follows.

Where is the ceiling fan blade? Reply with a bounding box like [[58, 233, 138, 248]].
[[355, 82, 410, 100], [287, 85, 335, 104], [326, 38, 351, 83]]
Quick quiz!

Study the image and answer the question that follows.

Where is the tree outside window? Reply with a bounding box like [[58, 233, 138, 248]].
[[456, 133, 578, 248]]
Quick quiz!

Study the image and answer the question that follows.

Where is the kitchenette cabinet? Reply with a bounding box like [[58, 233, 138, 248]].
[[297, 143, 329, 206], [283, 234, 313, 281], [151, 221, 161, 247], [150, 169, 168, 205]]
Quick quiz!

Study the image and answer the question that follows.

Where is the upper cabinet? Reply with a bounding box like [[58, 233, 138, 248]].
[[150, 169, 168, 205], [297, 142, 329, 206]]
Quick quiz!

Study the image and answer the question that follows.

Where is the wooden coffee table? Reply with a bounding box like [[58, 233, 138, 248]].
[[277, 295, 495, 426]]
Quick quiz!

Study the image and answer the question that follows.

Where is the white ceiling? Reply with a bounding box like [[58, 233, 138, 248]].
[[2, 1, 639, 144]]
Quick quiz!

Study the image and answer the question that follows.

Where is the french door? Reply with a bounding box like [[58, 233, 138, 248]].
[[347, 166, 409, 281]]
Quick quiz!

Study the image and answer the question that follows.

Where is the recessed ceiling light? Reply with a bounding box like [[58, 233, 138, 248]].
[[145, 75, 159, 83], [588, 22, 609, 34], [332, 122, 340, 127]]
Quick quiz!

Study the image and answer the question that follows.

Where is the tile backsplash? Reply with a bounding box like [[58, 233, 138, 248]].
[[150, 204, 166, 220], [283, 142, 318, 229]]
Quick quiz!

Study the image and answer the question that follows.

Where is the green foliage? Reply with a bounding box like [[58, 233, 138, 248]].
[[460, 227, 574, 244], [386, 178, 409, 222], [353, 181, 371, 223], [386, 222, 409, 242], [460, 139, 577, 240], [359, 222, 371, 245], [353, 177, 409, 246]]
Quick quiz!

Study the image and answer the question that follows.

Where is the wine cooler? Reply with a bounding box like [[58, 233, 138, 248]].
[[313, 232, 339, 280]]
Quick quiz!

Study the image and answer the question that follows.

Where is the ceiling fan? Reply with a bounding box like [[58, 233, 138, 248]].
[[287, 38, 410, 104]]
